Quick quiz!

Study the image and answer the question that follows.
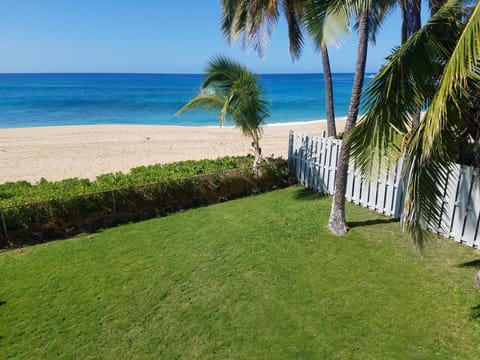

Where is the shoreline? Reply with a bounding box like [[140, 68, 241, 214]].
[[0, 117, 346, 131], [0, 119, 345, 183]]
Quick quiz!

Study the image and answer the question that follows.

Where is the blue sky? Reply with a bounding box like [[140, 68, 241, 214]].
[[0, 0, 430, 74]]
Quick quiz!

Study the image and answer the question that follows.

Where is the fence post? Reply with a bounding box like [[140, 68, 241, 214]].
[[0, 207, 9, 244], [288, 130, 295, 175]]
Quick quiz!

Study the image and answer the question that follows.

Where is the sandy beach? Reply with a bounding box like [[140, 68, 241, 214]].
[[0, 120, 345, 183]]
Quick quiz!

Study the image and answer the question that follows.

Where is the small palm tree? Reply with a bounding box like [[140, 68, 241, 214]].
[[177, 56, 270, 169]]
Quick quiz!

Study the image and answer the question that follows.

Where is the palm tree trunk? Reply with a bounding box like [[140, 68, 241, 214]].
[[321, 45, 336, 138], [250, 130, 263, 171], [401, 0, 421, 43], [328, 12, 369, 236], [252, 143, 263, 169], [402, 0, 421, 127]]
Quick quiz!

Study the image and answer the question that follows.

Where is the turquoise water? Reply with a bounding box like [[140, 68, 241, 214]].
[[0, 73, 370, 128]]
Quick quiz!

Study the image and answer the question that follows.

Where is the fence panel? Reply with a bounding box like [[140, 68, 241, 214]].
[[287, 130, 479, 248]]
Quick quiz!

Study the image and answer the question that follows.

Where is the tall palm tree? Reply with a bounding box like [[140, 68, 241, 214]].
[[321, 0, 393, 235], [177, 56, 270, 168], [348, 0, 480, 249], [327, 9, 371, 235], [220, 0, 338, 137]]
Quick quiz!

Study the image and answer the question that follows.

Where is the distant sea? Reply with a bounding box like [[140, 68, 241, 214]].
[[0, 73, 372, 129]]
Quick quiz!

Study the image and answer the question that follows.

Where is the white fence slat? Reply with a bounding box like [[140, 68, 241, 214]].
[[360, 176, 370, 209], [329, 141, 339, 193], [384, 164, 397, 216], [445, 165, 461, 239], [368, 176, 379, 210], [461, 169, 479, 247], [345, 165, 354, 202], [352, 168, 363, 205], [451, 167, 471, 242], [318, 137, 327, 193]]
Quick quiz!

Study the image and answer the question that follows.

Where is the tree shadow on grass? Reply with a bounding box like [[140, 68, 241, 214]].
[[0, 301, 5, 341], [470, 304, 480, 319], [348, 218, 399, 228], [456, 259, 480, 268], [294, 188, 327, 201]]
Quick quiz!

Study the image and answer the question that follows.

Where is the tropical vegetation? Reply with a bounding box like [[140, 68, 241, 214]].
[[220, 0, 338, 138], [1, 187, 479, 359], [218, 0, 396, 235], [0, 156, 253, 207], [348, 0, 480, 249], [222, 0, 474, 241], [177, 56, 270, 169]]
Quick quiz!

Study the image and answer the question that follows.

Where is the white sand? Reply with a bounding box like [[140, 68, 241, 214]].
[[0, 120, 345, 183]]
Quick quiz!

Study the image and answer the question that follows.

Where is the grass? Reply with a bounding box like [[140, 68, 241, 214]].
[[0, 186, 479, 359]]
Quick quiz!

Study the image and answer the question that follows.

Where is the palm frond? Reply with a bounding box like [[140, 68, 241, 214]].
[[403, 0, 479, 244], [202, 55, 249, 91], [349, 0, 466, 177], [176, 90, 226, 121], [282, 0, 305, 59], [220, 0, 307, 60], [348, 0, 479, 248], [420, 0, 480, 162]]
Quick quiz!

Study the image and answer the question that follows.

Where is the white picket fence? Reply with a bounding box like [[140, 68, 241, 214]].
[[288, 130, 480, 248]]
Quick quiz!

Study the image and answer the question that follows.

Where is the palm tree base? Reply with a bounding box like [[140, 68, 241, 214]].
[[328, 206, 349, 236]]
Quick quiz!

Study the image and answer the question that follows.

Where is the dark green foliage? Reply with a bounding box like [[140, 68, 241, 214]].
[[0, 156, 253, 207], [0, 158, 289, 248]]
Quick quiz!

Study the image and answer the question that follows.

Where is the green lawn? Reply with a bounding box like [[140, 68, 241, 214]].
[[1, 186, 479, 359]]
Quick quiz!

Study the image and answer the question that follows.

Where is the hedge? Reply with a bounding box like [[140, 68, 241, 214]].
[[0, 158, 290, 248]]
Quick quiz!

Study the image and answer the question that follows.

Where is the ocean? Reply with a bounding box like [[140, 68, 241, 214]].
[[0, 73, 370, 129]]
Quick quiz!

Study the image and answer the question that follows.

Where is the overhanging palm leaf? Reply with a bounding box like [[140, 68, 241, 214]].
[[221, 0, 305, 60], [348, 0, 480, 249], [348, 1, 463, 175]]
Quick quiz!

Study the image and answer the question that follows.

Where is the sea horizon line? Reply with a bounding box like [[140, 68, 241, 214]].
[[0, 72, 376, 76]]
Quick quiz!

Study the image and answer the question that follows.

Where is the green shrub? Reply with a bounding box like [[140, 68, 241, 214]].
[[0, 158, 289, 248], [0, 156, 253, 207]]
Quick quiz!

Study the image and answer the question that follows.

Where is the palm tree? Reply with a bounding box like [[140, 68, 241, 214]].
[[348, 0, 480, 249], [177, 56, 270, 169], [327, 9, 371, 235], [220, 0, 338, 137], [323, 0, 393, 235]]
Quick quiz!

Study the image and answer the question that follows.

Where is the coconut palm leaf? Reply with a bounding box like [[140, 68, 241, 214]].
[[177, 90, 230, 126], [221, 0, 305, 60], [349, 0, 466, 174], [420, 0, 480, 162], [348, 0, 480, 249]]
